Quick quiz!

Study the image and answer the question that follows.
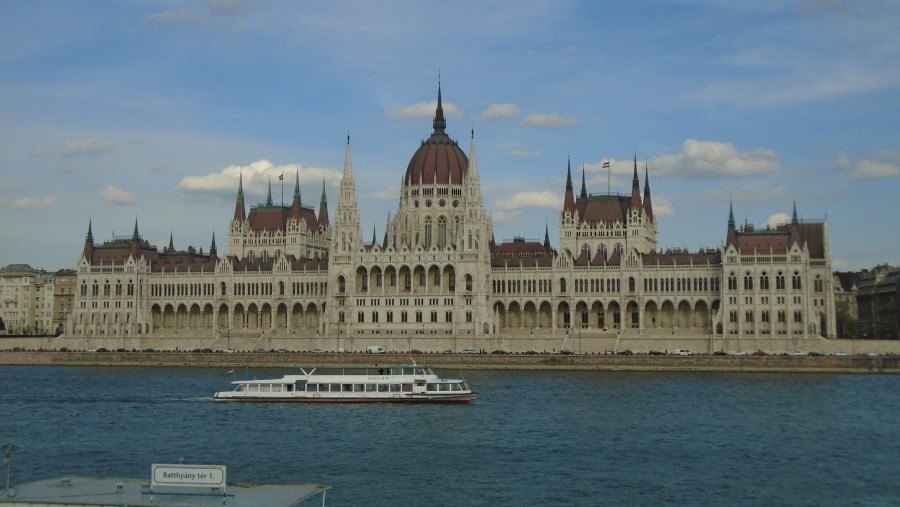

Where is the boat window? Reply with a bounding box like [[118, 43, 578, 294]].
[[440, 383, 450, 392], [415, 368, 427, 375], [307, 383, 318, 392], [353, 384, 364, 392], [330, 384, 341, 392], [389, 384, 401, 392], [378, 384, 389, 392], [365, 383, 376, 392], [402, 383, 413, 392], [426, 383, 437, 391], [295, 381, 306, 391], [452, 383, 462, 391], [342, 384, 353, 392]]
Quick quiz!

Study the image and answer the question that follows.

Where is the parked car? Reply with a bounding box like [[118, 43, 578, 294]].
[[461, 348, 480, 354], [648, 349, 665, 356], [618, 349, 634, 355], [491, 349, 508, 355], [752, 350, 768, 356], [408, 349, 424, 354], [557, 349, 574, 355], [713, 350, 727, 356], [672, 349, 691, 356], [808, 351, 825, 357], [524, 350, 538, 355]]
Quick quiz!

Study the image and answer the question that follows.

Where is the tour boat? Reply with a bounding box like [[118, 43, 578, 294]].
[[213, 364, 477, 403]]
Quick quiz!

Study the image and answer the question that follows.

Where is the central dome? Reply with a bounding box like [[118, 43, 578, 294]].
[[404, 86, 468, 186]]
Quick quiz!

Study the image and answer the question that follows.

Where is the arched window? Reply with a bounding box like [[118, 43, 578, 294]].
[[438, 217, 447, 249], [424, 217, 433, 248], [760, 272, 769, 290], [792, 271, 802, 290], [744, 272, 753, 290]]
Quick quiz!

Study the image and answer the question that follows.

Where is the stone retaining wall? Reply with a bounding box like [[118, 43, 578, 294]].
[[1, 350, 896, 373]]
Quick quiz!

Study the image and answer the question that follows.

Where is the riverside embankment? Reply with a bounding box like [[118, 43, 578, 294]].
[[1, 350, 897, 373]]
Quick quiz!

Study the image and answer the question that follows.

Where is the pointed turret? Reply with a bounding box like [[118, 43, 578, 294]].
[[130, 218, 141, 260], [544, 222, 551, 250], [266, 177, 273, 206], [579, 165, 588, 200], [371, 225, 377, 247], [629, 154, 642, 211], [789, 200, 802, 247], [233, 172, 246, 222], [433, 79, 446, 135], [290, 168, 302, 221], [82, 220, 95, 260], [726, 201, 737, 247], [563, 158, 576, 213], [209, 232, 218, 259], [318, 177, 329, 228], [643, 163, 653, 220], [168, 232, 174, 253]]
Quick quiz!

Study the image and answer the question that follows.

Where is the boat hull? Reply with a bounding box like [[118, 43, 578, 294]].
[[213, 393, 476, 403]]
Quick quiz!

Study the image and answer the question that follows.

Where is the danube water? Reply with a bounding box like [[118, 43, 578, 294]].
[[1, 366, 898, 506]]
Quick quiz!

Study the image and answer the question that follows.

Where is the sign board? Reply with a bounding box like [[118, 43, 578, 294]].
[[151, 464, 226, 489]]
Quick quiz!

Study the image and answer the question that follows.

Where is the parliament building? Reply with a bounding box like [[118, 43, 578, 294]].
[[67, 86, 837, 353]]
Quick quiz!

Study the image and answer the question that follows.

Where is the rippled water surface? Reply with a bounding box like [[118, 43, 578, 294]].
[[1, 366, 898, 506]]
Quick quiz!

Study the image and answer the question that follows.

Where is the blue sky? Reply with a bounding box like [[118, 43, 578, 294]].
[[2, 0, 898, 272]]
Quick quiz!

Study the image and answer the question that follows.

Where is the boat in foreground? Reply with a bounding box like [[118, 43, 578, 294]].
[[213, 364, 477, 403]]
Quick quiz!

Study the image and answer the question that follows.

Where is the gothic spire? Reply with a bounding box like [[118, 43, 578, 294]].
[[266, 177, 273, 206], [168, 232, 174, 252], [630, 154, 641, 211], [563, 157, 576, 213], [209, 232, 217, 259], [233, 171, 246, 222], [317, 176, 329, 227], [726, 200, 737, 247], [792, 200, 799, 226], [579, 164, 588, 200], [433, 77, 446, 135], [544, 222, 551, 250], [643, 162, 653, 220], [132, 218, 139, 240], [294, 167, 301, 201], [82, 220, 95, 260]]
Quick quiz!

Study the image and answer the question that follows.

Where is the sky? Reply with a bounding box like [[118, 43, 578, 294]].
[[2, 0, 898, 272]]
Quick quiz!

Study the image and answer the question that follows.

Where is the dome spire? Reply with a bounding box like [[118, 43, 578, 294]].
[[433, 76, 446, 134]]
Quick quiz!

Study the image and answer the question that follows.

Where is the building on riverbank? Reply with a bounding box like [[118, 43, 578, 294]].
[[63, 84, 837, 353]]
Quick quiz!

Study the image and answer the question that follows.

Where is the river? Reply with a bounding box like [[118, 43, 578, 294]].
[[0, 366, 897, 506]]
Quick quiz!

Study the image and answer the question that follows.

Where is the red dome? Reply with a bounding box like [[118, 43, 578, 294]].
[[405, 133, 468, 186], [404, 84, 468, 186]]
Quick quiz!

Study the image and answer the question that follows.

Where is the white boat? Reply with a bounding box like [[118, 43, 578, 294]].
[[213, 364, 477, 403]]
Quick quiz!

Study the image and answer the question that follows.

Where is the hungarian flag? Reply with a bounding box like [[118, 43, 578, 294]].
[[278, 173, 284, 181], [602, 161, 610, 168]]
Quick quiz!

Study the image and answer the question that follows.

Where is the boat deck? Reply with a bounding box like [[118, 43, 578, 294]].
[[2, 476, 330, 506]]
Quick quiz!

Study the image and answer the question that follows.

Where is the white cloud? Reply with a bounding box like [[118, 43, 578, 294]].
[[490, 210, 522, 224], [651, 196, 675, 217], [523, 113, 579, 129], [12, 195, 57, 209], [176, 159, 342, 199], [101, 184, 136, 205], [853, 159, 900, 179], [368, 186, 399, 200], [63, 140, 113, 157], [493, 191, 561, 210], [389, 101, 462, 120], [477, 103, 521, 121], [763, 212, 792, 228], [497, 144, 541, 158], [834, 152, 851, 171], [652, 139, 779, 179]]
